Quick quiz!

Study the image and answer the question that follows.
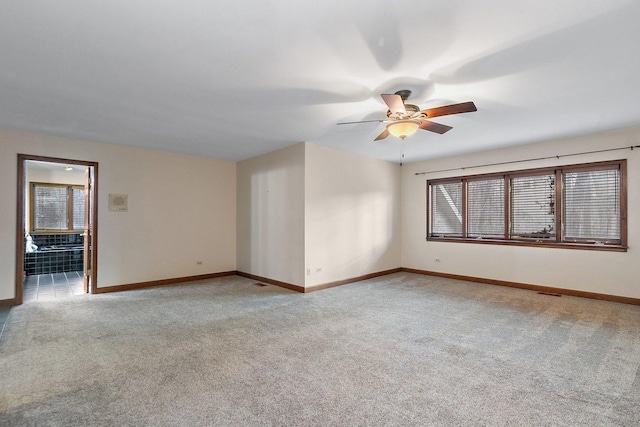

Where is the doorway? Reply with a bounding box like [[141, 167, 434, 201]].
[[15, 154, 98, 305]]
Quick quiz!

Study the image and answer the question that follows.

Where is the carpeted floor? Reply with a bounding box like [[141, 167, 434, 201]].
[[1, 273, 639, 426]]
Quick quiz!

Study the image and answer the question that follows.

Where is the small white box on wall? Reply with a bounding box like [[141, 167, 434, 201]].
[[109, 194, 128, 212]]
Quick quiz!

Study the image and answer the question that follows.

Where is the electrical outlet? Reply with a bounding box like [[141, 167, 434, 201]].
[[196, 261, 203, 265], [435, 258, 441, 263]]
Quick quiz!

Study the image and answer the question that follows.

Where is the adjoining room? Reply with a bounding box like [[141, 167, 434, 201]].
[[22, 160, 89, 301]]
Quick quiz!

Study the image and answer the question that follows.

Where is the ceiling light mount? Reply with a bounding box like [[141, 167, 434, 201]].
[[395, 89, 412, 101]]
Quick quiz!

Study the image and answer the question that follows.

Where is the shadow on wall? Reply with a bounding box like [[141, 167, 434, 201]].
[[246, 164, 304, 284], [308, 190, 399, 281]]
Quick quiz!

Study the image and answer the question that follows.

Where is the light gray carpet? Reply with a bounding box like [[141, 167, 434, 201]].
[[1, 273, 639, 426]]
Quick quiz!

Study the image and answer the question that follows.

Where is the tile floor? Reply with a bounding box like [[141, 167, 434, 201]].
[[23, 271, 85, 303]]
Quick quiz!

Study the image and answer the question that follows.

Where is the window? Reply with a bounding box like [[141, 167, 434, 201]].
[[510, 173, 556, 239], [431, 181, 463, 237], [31, 183, 85, 232], [564, 168, 620, 242], [427, 160, 626, 250], [468, 178, 504, 238], [72, 187, 85, 229]]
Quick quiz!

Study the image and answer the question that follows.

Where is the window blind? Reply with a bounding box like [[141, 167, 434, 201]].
[[510, 174, 556, 239], [34, 185, 68, 230], [431, 182, 463, 236], [426, 160, 625, 249], [564, 168, 620, 242], [72, 187, 86, 230], [468, 178, 505, 238]]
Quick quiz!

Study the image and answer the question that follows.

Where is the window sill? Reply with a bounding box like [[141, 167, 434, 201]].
[[30, 230, 84, 235], [426, 237, 627, 252]]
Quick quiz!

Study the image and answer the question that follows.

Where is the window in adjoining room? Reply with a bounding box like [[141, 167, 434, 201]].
[[31, 183, 85, 232]]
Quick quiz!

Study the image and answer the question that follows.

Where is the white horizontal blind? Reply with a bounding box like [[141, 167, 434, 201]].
[[564, 168, 620, 242], [510, 174, 556, 239], [468, 178, 504, 238], [431, 182, 463, 236], [72, 187, 85, 230], [33, 185, 68, 230]]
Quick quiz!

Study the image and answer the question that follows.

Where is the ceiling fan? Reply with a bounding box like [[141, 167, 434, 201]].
[[338, 90, 477, 141]]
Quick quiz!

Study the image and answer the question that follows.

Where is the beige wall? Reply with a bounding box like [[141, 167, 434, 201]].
[[3, 125, 638, 301], [304, 143, 401, 288], [401, 128, 640, 299], [236, 142, 401, 289], [0, 128, 236, 300], [236, 143, 306, 286]]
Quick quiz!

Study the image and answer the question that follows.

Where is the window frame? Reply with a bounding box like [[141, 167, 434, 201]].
[[426, 159, 627, 251], [429, 178, 465, 238], [466, 175, 506, 239], [30, 182, 85, 233]]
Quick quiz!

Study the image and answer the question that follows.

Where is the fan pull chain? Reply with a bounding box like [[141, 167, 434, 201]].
[[401, 140, 405, 166]]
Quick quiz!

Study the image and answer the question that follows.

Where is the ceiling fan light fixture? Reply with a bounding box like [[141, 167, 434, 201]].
[[387, 120, 420, 140]]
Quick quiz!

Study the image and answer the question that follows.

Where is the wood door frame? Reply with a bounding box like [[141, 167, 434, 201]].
[[16, 154, 99, 305]]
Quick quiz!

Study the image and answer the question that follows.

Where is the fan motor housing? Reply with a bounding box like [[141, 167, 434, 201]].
[[387, 103, 422, 120]]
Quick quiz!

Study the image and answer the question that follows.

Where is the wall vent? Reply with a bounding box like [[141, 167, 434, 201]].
[[537, 291, 561, 297]]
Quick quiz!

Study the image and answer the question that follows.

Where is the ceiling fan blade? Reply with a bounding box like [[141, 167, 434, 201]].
[[419, 120, 453, 134], [337, 119, 385, 125], [374, 129, 390, 141], [422, 101, 477, 119], [381, 94, 406, 114]]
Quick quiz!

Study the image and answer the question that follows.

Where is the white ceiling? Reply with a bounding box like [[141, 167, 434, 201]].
[[26, 160, 87, 179], [2, 1, 640, 164]]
